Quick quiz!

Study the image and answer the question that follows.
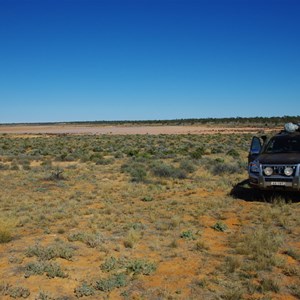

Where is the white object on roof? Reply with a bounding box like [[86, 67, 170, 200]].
[[284, 122, 299, 133]]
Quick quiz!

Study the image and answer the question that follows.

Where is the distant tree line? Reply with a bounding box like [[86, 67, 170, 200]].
[[1, 116, 300, 127]]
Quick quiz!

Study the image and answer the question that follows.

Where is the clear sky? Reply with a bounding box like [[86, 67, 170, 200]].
[[0, 0, 299, 123]]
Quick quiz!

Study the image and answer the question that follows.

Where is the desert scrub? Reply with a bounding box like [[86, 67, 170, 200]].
[[126, 259, 157, 275], [74, 282, 95, 297], [226, 148, 240, 158], [234, 226, 283, 271], [260, 276, 280, 293], [210, 161, 243, 176], [35, 291, 61, 300], [212, 221, 228, 232], [180, 230, 195, 240], [189, 147, 204, 159], [123, 228, 142, 248], [151, 162, 187, 179], [0, 162, 9, 170], [68, 231, 103, 248], [141, 195, 153, 202], [100, 256, 125, 272], [0, 218, 16, 243], [6, 286, 30, 298], [222, 256, 241, 274], [289, 284, 300, 298], [24, 261, 67, 278], [26, 242, 74, 261], [45, 167, 65, 181], [179, 159, 197, 173], [194, 239, 209, 251], [100, 257, 156, 276], [121, 161, 148, 183], [95, 273, 128, 292], [283, 248, 300, 261], [95, 158, 115, 165]]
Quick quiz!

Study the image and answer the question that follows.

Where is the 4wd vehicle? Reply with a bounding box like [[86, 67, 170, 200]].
[[248, 123, 300, 191]]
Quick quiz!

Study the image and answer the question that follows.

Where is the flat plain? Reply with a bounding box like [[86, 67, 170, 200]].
[[0, 125, 299, 299]]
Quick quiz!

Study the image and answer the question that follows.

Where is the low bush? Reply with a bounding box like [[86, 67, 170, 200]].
[[26, 242, 74, 261], [210, 162, 242, 175], [190, 147, 204, 159], [212, 221, 228, 232], [126, 259, 157, 275], [179, 159, 197, 173], [68, 231, 103, 248], [74, 282, 95, 297], [180, 230, 195, 240], [151, 163, 187, 179], [95, 273, 128, 292], [121, 162, 148, 183], [24, 261, 67, 278]]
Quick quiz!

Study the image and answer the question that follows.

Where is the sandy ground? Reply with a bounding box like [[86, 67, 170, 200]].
[[0, 124, 276, 135]]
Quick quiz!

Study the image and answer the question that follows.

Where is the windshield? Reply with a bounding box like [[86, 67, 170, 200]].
[[264, 135, 300, 154]]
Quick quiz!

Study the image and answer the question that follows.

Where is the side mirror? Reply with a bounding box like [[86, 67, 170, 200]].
[[248, 137, 262, 163]]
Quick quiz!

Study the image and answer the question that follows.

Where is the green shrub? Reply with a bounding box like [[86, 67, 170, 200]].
[[121, 162, 148, 183], [211, 162, 242, 175], [226, 148, 240, 158], [152, 163, 187, 179], [100, 257, 119, 272], [126, 259, 156, 275], [141, 196, 153, 202], [24, 261, 67, 278], [7, 286, 30, 298], [74, 282, 95, 297], [212, 222, 228, 232], [95, 273, 128, 292], [95, 158, 114, 165], [179, 159, 197, 173], [190, 147, 204, 159], [68, 231, 102, 248], [26, 242, 74, 261], [35, 291, 54, 300], [180, 230, 195, 240]]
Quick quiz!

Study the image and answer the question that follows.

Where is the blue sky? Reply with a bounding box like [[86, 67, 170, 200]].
[[0, 0, 299, 123]]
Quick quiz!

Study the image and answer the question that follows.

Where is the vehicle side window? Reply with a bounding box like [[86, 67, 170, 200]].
[[251, 137, 261, 153]]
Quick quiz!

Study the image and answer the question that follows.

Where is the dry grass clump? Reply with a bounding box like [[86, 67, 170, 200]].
[[234, 226, 283, 271], [123, 228, 142, 248], [0, 218, 16, 243]]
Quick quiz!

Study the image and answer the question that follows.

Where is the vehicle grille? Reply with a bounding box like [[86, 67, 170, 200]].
[[264, 178, 293, 182]]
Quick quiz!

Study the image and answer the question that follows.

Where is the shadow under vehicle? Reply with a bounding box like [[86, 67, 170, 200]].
[[230, 179, 300, 202], [248, 123, 300, 192]]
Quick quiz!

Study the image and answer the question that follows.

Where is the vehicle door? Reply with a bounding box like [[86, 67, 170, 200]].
[[248, 136, 262, 164]]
